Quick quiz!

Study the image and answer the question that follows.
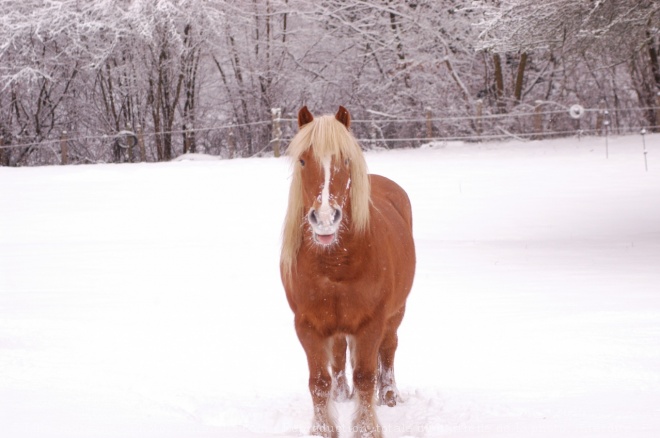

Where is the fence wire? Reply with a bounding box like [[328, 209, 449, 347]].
[[1, 105, 658, 164]]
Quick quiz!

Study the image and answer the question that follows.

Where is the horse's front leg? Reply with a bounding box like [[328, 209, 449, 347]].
[[295, 318, 338, 438], [351, 324, 385, 438]]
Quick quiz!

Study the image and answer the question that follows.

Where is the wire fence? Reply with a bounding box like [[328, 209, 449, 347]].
[[1, 104, 659, 166]]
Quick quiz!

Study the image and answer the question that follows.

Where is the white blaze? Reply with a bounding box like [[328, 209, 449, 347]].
[[312, 157, 336, 235], [321, 157, 331, 212], [309, 156, 342, 241]]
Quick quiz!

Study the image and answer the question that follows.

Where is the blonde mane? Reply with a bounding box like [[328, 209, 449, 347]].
[[281, 114, 371, 280]]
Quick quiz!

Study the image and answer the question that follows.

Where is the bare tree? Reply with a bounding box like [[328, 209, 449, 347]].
[[478, 0, 660, 127], [2, 0, 659, 166]]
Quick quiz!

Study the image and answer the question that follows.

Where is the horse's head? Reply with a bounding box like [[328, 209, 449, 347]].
[[296, 106, 353, 246], [281, 106, 371, 276]]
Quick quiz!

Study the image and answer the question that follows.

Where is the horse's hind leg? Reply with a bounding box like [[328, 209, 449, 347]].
[[331, 335, 351, 401], [378, 307, 406, 407]]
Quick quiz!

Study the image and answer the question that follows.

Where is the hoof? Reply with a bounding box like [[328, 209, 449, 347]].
[[383, 390, 397, 407], [377, 386, 401, 407]]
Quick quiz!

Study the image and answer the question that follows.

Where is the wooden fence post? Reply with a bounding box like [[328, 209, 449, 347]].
[[476, 99, 483, 140], [137, 125, 146, 162], [60, 131, 68, 165], [183, 129, 192, 155], [655, 92, 660, 132], [595, 99, 605, 135], [0, 132, 7, 166], [126, 124, 134, 162], [425, 107, 433, 139], [228, 125, 236, 158], [604, 111, 610, 158], [272, 108, 282, 157], [534, 101, 543, 139]]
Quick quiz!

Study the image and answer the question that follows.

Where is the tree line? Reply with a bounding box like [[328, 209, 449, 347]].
[[1, 0, 658, 166]]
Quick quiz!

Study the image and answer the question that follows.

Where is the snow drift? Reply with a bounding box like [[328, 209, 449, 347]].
[[1, 135, 659, 437]]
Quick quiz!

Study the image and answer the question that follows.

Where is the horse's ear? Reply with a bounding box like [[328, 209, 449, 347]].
[[298, 106, 314, 128], [335, 106, 351, 129]]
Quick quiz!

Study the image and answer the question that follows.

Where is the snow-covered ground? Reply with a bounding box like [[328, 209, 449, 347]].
[[1, 135, 659, 437]]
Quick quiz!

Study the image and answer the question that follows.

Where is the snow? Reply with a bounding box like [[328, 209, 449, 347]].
[[1, 135, 659, 437], [172, 153, 223, 162]]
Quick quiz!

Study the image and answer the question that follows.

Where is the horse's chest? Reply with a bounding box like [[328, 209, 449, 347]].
[[299, 276, 376, 335]]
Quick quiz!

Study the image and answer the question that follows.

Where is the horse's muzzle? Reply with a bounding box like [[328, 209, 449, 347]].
[[308, 206, 342, 244]]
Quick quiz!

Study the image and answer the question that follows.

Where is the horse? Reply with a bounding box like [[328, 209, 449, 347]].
[[280, 106, 416, 438]]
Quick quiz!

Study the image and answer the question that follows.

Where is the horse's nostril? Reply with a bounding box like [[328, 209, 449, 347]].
[[332, 208, 342, 225], [308, 209, 319, 225]]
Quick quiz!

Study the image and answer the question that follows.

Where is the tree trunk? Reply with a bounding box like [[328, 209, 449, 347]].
[[493, 53, 505, 112], [514, 52, 528, 103], [646, 27, 660, 131], [182, 24, 199, 154], [148, 76, 164, 161], [227, 30, 253, 155], [0, 129, 8, 166], [389, 6, 410, 88], [647, 26, 660, 89]]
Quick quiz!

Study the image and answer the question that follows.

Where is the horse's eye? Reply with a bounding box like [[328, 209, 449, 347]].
[[344, 158, 350, 166], [299, 159, 305, 167]]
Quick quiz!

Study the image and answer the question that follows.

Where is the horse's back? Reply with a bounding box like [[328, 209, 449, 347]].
[[369, 174, 415, 305], [369, 174, 413, 231]]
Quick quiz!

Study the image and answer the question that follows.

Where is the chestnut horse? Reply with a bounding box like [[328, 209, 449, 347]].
[[280, 106, 415, 438]]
